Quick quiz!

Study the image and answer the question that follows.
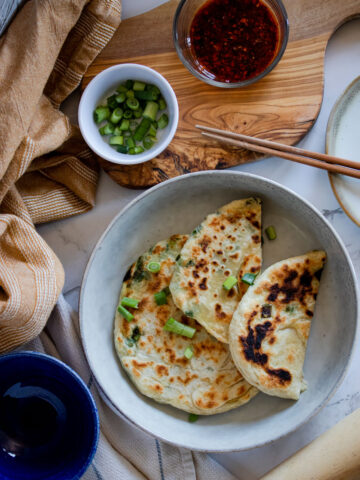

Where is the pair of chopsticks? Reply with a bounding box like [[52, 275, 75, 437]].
[[196, 125, 360, 179]]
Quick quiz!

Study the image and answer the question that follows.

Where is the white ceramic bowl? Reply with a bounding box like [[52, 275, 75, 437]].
[[80, 171, 358, 452], [78, 64, 179, 165]]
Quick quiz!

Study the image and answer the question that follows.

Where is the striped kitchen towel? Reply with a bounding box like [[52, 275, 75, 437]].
[[0, 0, 122, 353]]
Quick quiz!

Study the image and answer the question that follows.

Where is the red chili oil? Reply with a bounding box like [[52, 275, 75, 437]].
[[189, 0, 280, 83]]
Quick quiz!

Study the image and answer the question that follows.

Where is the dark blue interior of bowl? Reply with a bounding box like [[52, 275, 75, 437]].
[[0, 352, 99, 480]]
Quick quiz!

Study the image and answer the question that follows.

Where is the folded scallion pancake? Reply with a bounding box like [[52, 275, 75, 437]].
[[169, 198, 262, 343], [229, 251, 326, 400], [114, 235, 258, 415]]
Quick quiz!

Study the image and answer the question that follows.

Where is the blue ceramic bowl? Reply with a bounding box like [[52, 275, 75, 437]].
[[0, 352, 99, 480]]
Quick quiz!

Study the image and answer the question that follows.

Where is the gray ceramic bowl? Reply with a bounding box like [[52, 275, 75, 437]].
[[80, 171, 358, 452]]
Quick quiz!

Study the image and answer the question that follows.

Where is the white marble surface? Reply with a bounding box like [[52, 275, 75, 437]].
[[37, 3, 360, 478]]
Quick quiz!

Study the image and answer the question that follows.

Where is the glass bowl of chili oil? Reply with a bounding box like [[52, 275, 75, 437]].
[[173, 0, 289, 88]]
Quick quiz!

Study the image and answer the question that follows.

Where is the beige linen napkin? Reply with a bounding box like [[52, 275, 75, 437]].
[[0, 0, 121, 353]]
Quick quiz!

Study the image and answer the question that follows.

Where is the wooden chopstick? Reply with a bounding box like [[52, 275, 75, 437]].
[[196, 125, 360, 179]]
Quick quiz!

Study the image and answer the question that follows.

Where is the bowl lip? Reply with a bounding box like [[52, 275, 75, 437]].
[[0, 350, 100, 476], [173, 0, 290, 88], [78, 63, 179, 165], [79, 170, 359, 452]]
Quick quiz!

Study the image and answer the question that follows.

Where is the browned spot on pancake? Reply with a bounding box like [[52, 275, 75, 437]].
[[152, 245, 164, 255], [269, 337, 275, 345], [306, 309, 314, 317], [220, 225, 225, 230], [132, 368, 141, 378], [151, 384, 163, 393], [213, 293, 218, 298], [215, 374, 225, 385], [132, 360, 149, 369], [196, 399, 217, 409], [227, 288, 236, 298], [230, 253, 239, 260], [121, 320, 131, 336], [224, 270, 230, 276], [200, 235, 211, 253], [179, 394, 184, 400], [212, 260, 219, 266], [155, 365, 169, 376], [287, 353, 294, 362], [237, 386, 245, 396], [205, 391, 215, 400], [192, 270, 200, 279], [187, 281, 197, 297], [195, 259, 207, 269], [148, 278, 161, 293], [139, 341, 146, 348], [252, 235, 260, 243], [267, 367, 291, 384], [250, 266, 258, 273], [222, 393, 229, 401], [169, 377, 174, 383], [147, 335, 153, 342], [215, 303, 227, 320], [240, 321, 272, 365], [177, 372, 198, 385], [199, 278, 208, 290], [137, 297, 149, 311]]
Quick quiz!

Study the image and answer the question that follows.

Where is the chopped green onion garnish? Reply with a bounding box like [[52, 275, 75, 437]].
[[184, 346, 194, 359], [109, 135, 124, 146], [154, 291, 167, 305], [126, 89, 135, 98], [134, 146, 145, 154], [265, 225, 277, 240], [143, 101, 159, 121], [157, 113, 169, 129], [188, 414, 199, 423], [133, 81, 146, 91], [119, 119, 130, 131], [116, 85, 128, 93], [241, 273, 257, 285], [123, 110, 133, 119], [126, 97, 140, 110], [125, 79, 133, 90], [115, 93, 126, 103], [110, 107, 123, 124], [121, 297, 139, 309], [164, 317, 196, 338], [107, 94, 118, 109], [94, 106, 110, 123], [158, 97, 167, 110], [117, 305, 134, 322], [223, 275, 237, 290], [147, 261, 161, 273], [117, 145, 128, 154]]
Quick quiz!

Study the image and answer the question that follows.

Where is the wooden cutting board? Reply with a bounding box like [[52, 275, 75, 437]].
[[83, 0, 360, 188]]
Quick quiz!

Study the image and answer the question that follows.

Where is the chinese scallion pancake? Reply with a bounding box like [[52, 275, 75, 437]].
[[229, 251, 326, 400], [169, 198, 262, 343], [114, 235, 258, 415]]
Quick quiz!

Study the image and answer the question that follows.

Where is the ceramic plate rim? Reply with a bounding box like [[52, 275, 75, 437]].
[[326, 75, 360, 227], [79, 170, 358, 452]]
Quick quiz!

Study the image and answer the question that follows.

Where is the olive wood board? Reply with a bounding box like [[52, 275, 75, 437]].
[[82, 0, 360, 188]]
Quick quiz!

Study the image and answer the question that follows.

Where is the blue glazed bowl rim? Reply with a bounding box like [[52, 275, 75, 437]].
[[0, 351, 100, 480]]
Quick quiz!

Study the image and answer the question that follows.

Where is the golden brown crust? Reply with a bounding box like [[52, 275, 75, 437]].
[[114, 236, 258, 414], [170, 198, 262, 343], [229, 251, 326, 400]]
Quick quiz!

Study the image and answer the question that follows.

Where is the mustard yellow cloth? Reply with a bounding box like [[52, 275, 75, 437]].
[[0, 0, 122, 353]]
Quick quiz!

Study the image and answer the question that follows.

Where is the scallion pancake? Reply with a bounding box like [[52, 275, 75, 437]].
[[229, 251, 326, 400], [114, 235, 258, 415], [169, 198, 262, 343]]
